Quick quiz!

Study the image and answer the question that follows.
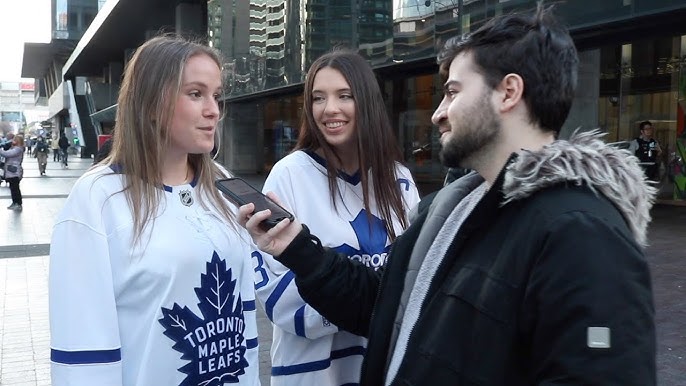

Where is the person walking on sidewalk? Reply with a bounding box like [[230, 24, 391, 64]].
[[25, 137, 33, 156], [0, 133, 14, 187], [51, 134, 60, 162], [34, 136, 49, 176], [49, 35, 261, 386], [239, 4, 657, 385], [58, 134, 69, 167], [0, 134, 25, 210]]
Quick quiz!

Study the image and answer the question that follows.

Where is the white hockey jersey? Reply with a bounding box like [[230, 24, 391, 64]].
[[49, 165, 260, 386], [254, 150, 420, 386]]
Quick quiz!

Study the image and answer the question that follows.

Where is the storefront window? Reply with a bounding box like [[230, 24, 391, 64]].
[[594, 35, 686, 201], [219, 0, 686, 202], [388, 73, 446, 195], [262, 96, 303, 171]]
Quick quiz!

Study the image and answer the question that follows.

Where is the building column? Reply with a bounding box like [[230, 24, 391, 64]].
[[105, 62, 123, 85]]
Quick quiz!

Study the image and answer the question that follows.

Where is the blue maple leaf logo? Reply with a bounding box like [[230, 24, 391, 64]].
[[159, 252, 249, 385], [333, 209, 391, 270]]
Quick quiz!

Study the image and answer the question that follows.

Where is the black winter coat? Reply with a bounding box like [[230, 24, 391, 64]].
[[276, 131, 656, 385]]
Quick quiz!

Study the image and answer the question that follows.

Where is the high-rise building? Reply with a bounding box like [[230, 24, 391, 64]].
[[30, 0, 686, 203]]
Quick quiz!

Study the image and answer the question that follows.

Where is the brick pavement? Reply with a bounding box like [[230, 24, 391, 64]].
[[0, 155, 684, 385]]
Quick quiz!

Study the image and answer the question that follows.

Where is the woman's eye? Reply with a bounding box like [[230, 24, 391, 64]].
[[313, 96, 324, 102], [340, 94, 353, 100], [190, 91, 202, 98]]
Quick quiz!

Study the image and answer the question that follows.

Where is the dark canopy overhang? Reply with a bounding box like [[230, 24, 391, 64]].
[[21, 40, 77, 79], [61, 0, 194, 79]]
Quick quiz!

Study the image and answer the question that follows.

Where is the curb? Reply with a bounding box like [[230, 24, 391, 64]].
[[0, 243, 50, 259]]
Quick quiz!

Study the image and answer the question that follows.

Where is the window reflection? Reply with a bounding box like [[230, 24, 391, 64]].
[[263, 95, 303, 171], [594, 35, 686, 200]]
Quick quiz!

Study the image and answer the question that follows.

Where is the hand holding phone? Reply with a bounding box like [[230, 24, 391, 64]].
[[215, 177, 294, 229]]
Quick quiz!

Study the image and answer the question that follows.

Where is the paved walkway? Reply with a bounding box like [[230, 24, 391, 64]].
[[0, 155, 684, 385]]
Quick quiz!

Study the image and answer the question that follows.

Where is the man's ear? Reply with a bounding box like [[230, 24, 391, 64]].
[[496, 73, 524, 113]]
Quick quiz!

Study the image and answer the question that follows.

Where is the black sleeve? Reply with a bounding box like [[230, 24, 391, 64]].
[[275, 225, 382, 336], [526, 211, 656, 385]]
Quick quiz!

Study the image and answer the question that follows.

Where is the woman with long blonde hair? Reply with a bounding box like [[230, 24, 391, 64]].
[[49, 35, 261, 386]]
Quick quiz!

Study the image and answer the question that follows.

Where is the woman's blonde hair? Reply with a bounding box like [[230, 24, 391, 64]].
[[105, 35, 236, 244]]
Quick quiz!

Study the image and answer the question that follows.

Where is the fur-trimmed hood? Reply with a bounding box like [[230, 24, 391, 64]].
[[503, 129, 657, 247]]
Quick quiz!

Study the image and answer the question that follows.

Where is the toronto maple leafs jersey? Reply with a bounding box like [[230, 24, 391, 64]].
[[254, 150, 420, 386], [49, 165, 260, 386]]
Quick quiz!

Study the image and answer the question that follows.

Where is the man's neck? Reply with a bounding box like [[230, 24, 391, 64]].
[[475, 124, 555, 185]]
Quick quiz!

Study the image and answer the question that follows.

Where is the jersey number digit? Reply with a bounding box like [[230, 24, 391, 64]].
[[252, 251, 269, 289]]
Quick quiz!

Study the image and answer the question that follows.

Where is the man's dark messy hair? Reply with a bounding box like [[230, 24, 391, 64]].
[[437, 2, 578, 134]]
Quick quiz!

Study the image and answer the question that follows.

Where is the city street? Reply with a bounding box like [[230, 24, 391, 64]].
[[0, 154, 684, 385]]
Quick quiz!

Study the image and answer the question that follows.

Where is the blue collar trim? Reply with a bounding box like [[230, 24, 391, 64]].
[[304, 149, 360, 185]]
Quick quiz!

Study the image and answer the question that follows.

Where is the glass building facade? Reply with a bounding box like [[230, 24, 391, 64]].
[[53, 0, 98, 40], [209, 0, 686, 200]]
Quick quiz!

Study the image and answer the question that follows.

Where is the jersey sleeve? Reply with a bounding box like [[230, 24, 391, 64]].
[[253, 161, 340, 339], [396, 164, 421, 213], [49, 181, 123, 385]]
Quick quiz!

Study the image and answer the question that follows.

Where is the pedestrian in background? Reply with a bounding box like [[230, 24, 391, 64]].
[[57, 134, 69, 166], [51, 134, 60, 162], [25, 137, 33, 156], [0, 134, 25, 210], [240, 3, 657, 385], [0, 133, 15, 186], [629, 120, 663, 181], [254, 48, 420, 386], [1, 133, 14, 150], [49, 35, 261, 386], [34, 136, 49, 176]]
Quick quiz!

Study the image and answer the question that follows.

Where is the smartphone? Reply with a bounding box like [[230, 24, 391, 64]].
[[215, 177, 294, 229]]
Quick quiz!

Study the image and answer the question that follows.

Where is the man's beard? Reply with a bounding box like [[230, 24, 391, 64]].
[[439, 90, 501, 169]]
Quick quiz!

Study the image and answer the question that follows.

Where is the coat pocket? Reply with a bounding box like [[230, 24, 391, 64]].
[[409, 265, 522, 385], [442, 264, 518, 324]]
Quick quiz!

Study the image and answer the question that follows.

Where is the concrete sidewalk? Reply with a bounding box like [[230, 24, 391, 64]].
[[0, 156, 89, 256], [0, 156, 87, 385], [0, 154, 684, 385]]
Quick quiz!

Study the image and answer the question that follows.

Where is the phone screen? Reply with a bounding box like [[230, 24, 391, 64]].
[[215, 178, 294, 227]]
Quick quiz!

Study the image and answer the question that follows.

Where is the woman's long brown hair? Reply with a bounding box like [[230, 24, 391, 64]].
[[296, 48, 409, 240]]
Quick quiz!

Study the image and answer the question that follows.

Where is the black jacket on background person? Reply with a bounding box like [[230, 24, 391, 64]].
[[58, 135, 69, 150], [274, 131, 656, 386]]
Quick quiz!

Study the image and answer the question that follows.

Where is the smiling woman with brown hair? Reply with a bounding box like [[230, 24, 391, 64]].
[[253, 48, 420, 386]]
